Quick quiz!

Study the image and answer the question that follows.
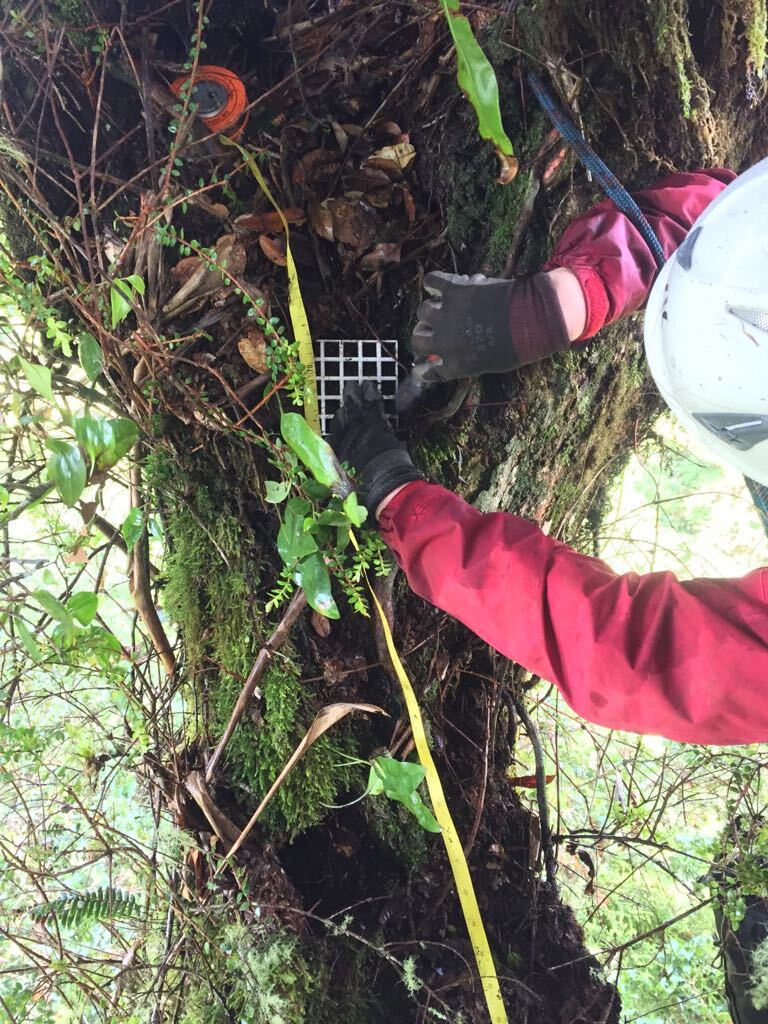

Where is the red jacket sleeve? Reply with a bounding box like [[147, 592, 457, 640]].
[[543, 168, 736, 339], [379, 481, 768, 745]]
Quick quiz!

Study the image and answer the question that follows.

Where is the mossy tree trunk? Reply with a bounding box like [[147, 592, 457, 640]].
[[2, 0, 766, 1019]]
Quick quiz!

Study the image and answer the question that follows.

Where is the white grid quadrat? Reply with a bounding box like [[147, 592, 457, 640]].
[[315, 339, 399, 435]]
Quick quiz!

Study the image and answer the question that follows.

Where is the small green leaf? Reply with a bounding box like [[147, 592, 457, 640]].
[[67, 591, 98, 626], [367, 756, 441, 833], [121, 508, 144, 552], [46, 442, 86, 506], [265, 479, 290, 504], [15, 619, 42, 662], [33, 590, 76, 632], [74, 415, 113, 465], [294, 551, 339, 620], [78, 332, 103, 381], [19, 358, 54, 402], [281, 413, 343, 488], [110, 276, 145, 328], [0, 484, 9, 509], [277, 504, 318, 565], [343, 492, 368, 527]]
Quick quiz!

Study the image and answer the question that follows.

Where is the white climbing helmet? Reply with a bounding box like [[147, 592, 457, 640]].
[[644, 157, 768, 485]]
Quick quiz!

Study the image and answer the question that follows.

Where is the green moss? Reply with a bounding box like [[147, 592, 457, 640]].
[[747, 0, 768, 76], [212, 655, 358, 839], [148, 446, 357, 840], [365, 796, 429, 870]]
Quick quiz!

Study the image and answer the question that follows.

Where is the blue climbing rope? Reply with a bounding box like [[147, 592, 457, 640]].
[[527, 70, 668, 269]]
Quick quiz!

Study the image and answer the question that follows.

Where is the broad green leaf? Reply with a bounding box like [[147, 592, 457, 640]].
[[78, 332, 103, 381], [294, 551, 339, 620], [304, 479, 331, 501], [74, 415, 113, 465], [265, 479, 290, 504], [67, 591, 98, 626], [19, 358, 54, 402], [110, 275, 145, 328], [367, 756, 441, 833], [281, 413, 343, 488], [46, 442, 86, 506], [343, 491, 368, 527], [440, 0, 514, 157], [121, 508, 144, 552], [15, 619, 42, 662], [33, 590, 76, 632], [97, 417, 138, 469], [277, 503, 318, 565]]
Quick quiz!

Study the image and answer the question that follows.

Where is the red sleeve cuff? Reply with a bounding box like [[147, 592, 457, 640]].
[[568, 265, 610, 342]]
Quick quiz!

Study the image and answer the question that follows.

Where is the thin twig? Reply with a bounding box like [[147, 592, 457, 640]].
[[204, 590, 307, 783], [515, 689, 557, 887]]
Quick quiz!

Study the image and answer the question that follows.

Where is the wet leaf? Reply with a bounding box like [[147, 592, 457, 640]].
[[281, 412, 343, 487], [46, 442, 86, 506], [225, 702, 387, 863], [258, 234, 288, 266], [277, 500, 318, 565], [67, 591, 98, 626], [74, 415, 113, 465], [235, 207, 305, 232], [294, 550, 339, 619], [77, 333, 102, 382], [97, 418, 138, 470]]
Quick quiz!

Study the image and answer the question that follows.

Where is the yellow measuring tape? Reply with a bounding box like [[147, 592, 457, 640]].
[[224, 139, 321, 434], [225, 137, 505, 1020], [350, 533, 509, 1024]]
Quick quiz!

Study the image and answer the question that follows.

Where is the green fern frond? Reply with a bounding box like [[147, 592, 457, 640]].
[[30, 887, 141, 929]]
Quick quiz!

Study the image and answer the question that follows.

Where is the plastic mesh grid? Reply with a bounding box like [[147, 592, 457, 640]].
[[316, 339, 398, 435], [730, 307, 768, 334]]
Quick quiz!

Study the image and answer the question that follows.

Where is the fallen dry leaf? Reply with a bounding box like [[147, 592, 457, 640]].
[[171, 253, 201, 288], [330, 199, 377, 249], [360, 242, 401, 271], [310, 609, 332, 638], [292, 148, 341, 188], [309, 200, 335, 241], [365, 141, 416, 172], [237, 327, 268, 372], [163, 235, 246, 319], [223, 702, 387, 863], [235, 207, 306, 233], [258, 234, 288, 266], [64, 547, 89, 565], [496, 151, 520, 185]]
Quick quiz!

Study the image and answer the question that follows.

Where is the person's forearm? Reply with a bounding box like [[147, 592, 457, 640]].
[[544, 168, 736, 340], [379, 480, 768, 745]]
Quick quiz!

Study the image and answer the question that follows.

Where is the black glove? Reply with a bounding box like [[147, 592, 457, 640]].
[[399, 271, 569, 412], [329, 381, 424, 514]]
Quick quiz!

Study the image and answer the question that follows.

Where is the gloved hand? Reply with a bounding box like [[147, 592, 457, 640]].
[[398, 270, 570, 412], [329, 381, 424, 515]]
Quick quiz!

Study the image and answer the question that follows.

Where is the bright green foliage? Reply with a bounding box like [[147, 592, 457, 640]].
[[179, 924, 314, 1024], [30, 887, 140, 929], [281, 412, 344, 489], [19, 356, 54, 401], [121, 507, 145, 551], [77, 331, 103, 381], [45, 440, 86, 505], [110, 274, 145, 327], [153, 451, 357, 837], [439, 0, 514, 157], [366, 756, 441, 833]]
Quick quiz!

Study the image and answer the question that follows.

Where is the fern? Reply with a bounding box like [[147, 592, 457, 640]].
[[30, 887, 141, 929]]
